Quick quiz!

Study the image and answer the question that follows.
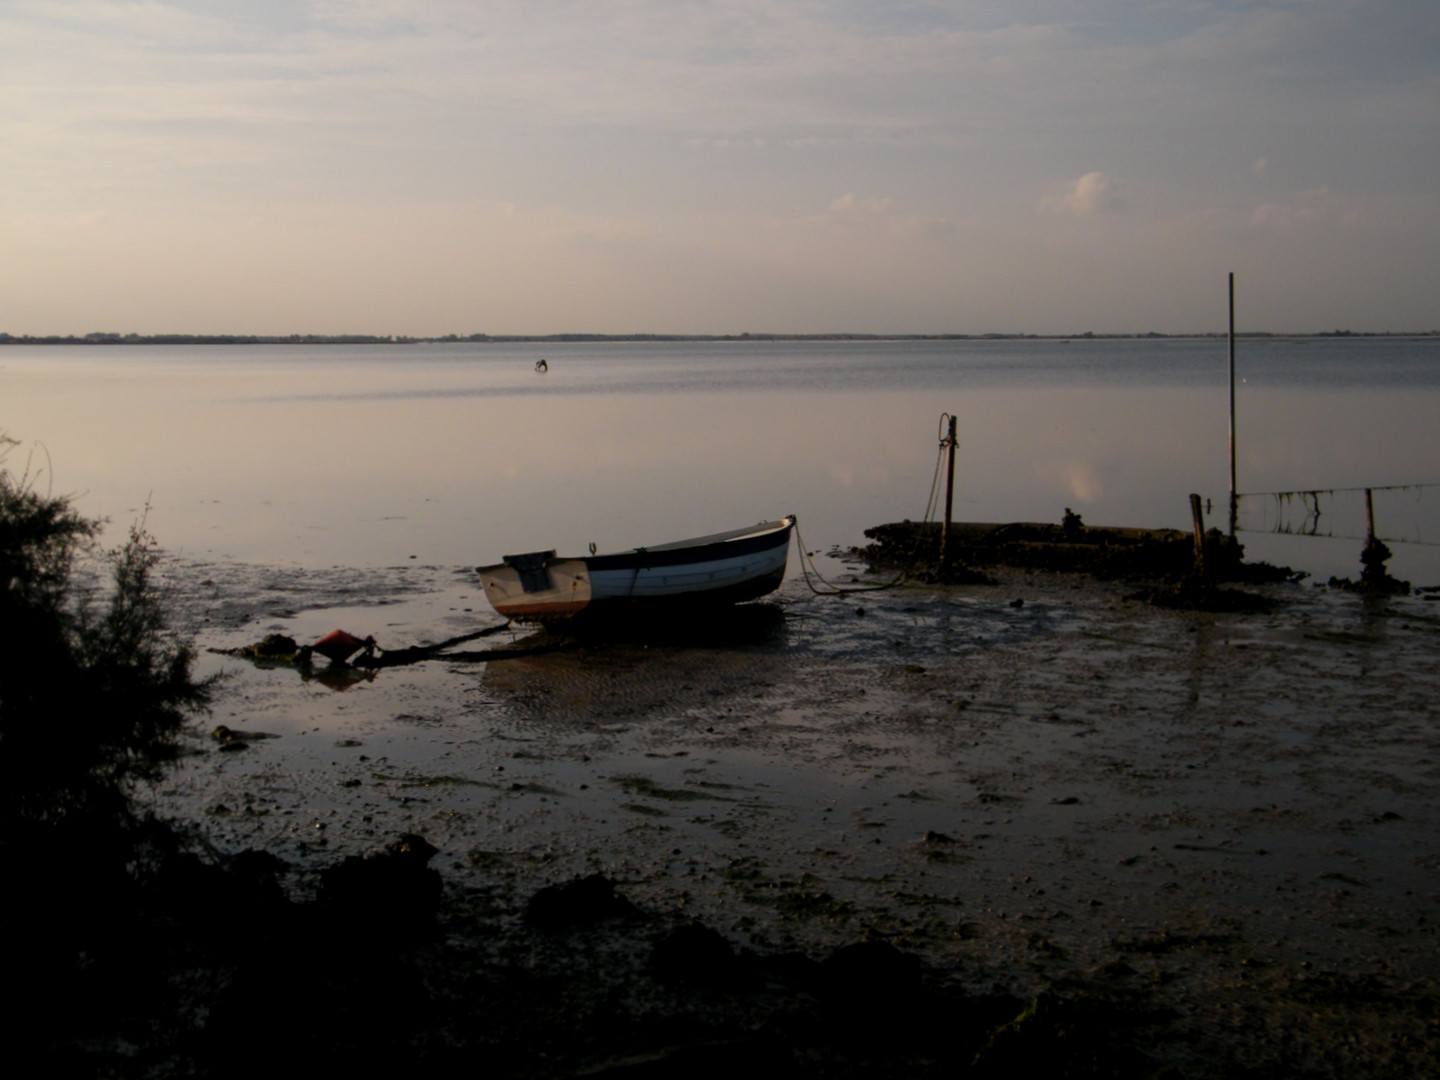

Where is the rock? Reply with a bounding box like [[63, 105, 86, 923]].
[[821, 939, 922, 1003], [1090, 958, 1137, 978], [250, 633, 300, 657], [525, 873, 640, 930], [971, 992, 1072, 1075], [650, 921, 746, 988], [317, 834, 442, 939], [814, 939, 928, 1044], [970, 992, 1156, 1077], [226, 847, 290, 909]]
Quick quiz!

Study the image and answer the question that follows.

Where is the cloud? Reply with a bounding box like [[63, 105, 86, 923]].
[[1040, 172, 1126, 216], [828, 193, 891, 214], [1249, 186, 1333, 229], [1249, 202, 1317, 229]]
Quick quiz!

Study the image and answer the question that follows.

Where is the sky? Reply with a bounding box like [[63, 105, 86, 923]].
[[3, 0, 1438, 336]]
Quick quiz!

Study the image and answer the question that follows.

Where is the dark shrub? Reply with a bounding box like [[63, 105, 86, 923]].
[[0, 436, 212, 848]]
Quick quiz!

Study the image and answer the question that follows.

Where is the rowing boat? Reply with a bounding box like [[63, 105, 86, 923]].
[[477, 516, 795, 621]]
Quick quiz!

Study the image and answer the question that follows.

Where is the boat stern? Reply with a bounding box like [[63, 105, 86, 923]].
[[478, 552, 592, 620]]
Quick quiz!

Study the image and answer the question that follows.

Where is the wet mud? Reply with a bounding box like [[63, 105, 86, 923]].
[[123, 554, 1440, 1075]]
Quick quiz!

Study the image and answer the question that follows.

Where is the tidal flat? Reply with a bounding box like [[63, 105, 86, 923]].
[[136, 555, 1440, 1077]]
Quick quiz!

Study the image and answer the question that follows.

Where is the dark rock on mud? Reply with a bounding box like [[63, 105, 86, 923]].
[[210, 632, 313, 665], [1329, 535, 1412, 595], [209, 723, 279, 747], [1130, 571, 1275, 613], [650, 921, 748, 989], [820, 939, 923, 1002], [247, 632, 301, 657], [206, 934, 429, 1075], [28, 824, 1431, 1079], [316, 833, 442, 938], [525, 871, 641, 930], [858, 518, 1259, 584], [817, 939, 926, 1037], [859, 517, 1302, 610], [144, 846, 290, 929], [969, 992, 1165, 1079]]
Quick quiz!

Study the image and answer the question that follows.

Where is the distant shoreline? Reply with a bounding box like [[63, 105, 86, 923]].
[[3, 330, 1437, 346]]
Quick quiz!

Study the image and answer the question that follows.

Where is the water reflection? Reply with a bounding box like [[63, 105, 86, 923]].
[[3, 340, 1437, 585]]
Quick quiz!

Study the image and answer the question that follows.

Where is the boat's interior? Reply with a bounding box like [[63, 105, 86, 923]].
[[631, 516, 793, 553]]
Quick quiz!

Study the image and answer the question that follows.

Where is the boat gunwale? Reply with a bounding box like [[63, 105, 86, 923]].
[[586, 517, 793, 572], [478, 517, 795, 576]]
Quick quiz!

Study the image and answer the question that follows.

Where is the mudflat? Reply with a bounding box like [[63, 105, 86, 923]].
[[153, 559, 1440, 1075]]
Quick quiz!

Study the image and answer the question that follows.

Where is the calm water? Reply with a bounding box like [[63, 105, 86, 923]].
[[4, 337, 1438, 585]]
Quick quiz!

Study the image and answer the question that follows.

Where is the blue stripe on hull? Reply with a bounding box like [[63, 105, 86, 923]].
[[588, 541, 790, 601], [586, 565, 786, 612]]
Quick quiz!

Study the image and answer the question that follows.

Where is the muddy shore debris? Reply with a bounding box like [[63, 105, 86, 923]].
[[27, 535, 1439, 1077], [22, 835, 1176, 1078], [851, 513, 1424, 613], [858, 515, 1281, 585]]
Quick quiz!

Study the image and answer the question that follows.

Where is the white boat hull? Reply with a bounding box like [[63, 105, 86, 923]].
[[478, 516, 795, 622]]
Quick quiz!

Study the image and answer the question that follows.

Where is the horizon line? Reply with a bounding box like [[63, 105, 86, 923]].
[[5, 329, 1438, 346]]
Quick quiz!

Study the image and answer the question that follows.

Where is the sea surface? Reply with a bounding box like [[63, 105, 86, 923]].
[[4, 336, 1439, 585]]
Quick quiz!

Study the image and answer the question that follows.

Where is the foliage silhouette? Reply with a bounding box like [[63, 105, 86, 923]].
[[0, 436, 212, 851]]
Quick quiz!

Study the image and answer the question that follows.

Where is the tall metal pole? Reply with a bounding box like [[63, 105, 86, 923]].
[[941, 414, 957, 565], [1228, 273, 1237, 539]]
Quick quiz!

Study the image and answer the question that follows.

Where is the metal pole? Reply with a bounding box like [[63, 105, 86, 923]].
[[1228, 272, 1237, 539], [939, 415, 958, 565]]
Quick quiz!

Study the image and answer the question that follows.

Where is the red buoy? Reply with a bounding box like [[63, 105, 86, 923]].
[[312, 629, 371, 663]]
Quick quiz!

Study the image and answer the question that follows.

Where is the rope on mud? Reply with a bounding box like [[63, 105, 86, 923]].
[[796, 416, 969, 596], [796, 413, 971, 595], [215, 622, 578, 671], [794, 517, 916, 597], [425, 640, 579, 663], [354, 623, 579, 668]]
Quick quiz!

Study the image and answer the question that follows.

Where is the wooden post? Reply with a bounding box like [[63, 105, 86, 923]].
[[1228, 273, 1238, 539], [940, 415, 957, 565], [1365, 487, 1376, 542], [1190, 492, 1207, 573]]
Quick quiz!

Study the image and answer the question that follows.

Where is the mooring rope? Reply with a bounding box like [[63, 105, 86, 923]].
[[922, 412, 952, 526], [792, 519, 907, 595], [793, 418, 955, 596]]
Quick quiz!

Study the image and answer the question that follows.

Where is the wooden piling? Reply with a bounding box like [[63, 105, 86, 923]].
[[941, 415, 958, 562], [1190, 492, 1207, 573]]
